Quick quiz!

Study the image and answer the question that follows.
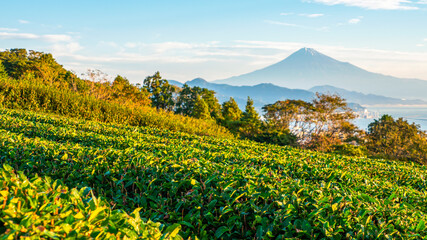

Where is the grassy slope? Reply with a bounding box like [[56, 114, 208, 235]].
[[1, 108, 427, 239], [0, 77, 232, 139]]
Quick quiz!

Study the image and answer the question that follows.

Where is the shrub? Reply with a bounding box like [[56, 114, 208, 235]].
[[0, 164, 182, 239], [333, 144, 367, 157], [0, 77, 232, 138]]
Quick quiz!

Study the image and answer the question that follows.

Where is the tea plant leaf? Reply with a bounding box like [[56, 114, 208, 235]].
[[215, 226, 229, 239]]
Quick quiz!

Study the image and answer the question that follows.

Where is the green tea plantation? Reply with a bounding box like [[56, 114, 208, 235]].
[[0, 164, 182, 239], [1, 108, 427, 239]]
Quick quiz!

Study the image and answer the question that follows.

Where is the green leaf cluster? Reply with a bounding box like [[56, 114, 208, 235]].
[[0, 164, 182, 239]]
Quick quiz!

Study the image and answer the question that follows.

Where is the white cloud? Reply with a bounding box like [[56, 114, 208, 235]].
[[281, 12, 324, 17], [424, 38, 427, 41], [0, 31, 73, 43], [0, 28, 18, 32], [99, 41, 119, 48], [18, 19, 30, 24], [416, 44, 424, 47], [0, 30, 82, 60], [337, 16, 363, 25], [265, 20, 329, 31], [42, 34, 73, 42], [310, 0, 419, 10], [51, 42, 83, 56], [264, 20, 305, 28], [151, 42, 194, 53], [11, 37, 424, 83], [299, 13, 325, 17], [0, 32, 38, 39], [348, 18, 361, 24]]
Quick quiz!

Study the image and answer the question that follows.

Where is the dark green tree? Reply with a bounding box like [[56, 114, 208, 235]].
[[238, 97, 263, 139], [192, 95, 211, 120], [0, 61, 8, 79], [143, 72, 175, 111], [200, 88, 222, 120], [175, 84, 197, 116], [241, 97, 259, 122], [175, 84, 222, 120], [222, 97, 242, 122], [0, 49, 30, 79], [367, 115, 427, 164]]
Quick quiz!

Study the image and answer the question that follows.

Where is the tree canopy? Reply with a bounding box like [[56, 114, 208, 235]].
[[263, 93, 358, 151], [175, 84, 222, 120], [143, 72, 175, 111], [367, 115, 427, 164], [222, 97, 242, 122], [192, 95, 211, 120]]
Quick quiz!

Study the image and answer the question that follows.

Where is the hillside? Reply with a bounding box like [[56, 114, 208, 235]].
[[215, 48, 427, 101], [1, 108, 427, 239], [0, 49, 231, 139]]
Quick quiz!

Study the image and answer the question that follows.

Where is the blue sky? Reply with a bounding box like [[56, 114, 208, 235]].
[[1, 0, 427, 83]]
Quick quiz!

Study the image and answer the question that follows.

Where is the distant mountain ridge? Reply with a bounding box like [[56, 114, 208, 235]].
[[168, 78, 424, 111], [214, 48, 427, 101], [184, 78, 313, 110], [310, 85, 426, 106]]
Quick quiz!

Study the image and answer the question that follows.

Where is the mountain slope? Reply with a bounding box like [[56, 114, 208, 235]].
[[214, 48, 427, 101], [184, 78, 314, 108], [170, 78, 422, 111]]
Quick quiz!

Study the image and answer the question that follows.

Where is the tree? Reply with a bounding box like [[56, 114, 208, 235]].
[[260, 99, 309, 146], [0, 49, 31, 79], [0, 61, 8, 79], [263, 99, 312, 132], [200, 88, 222, 120], [261, 93, 359, 151], [28, 51, 61, 85], [192, 95, 211, 120], [112, 75, 150, 107], [0, 49, 79, 89], [367, 115, 427, 164], [81, 69, 112, 100], [175, 84, 222, 120], [222, 97, 242, 122], [238, 97, 263, 138], [241, 97, 259, 122], [143, 72, 175, 111], [307, 93, 358, 151], [175, 84, 195, 116]]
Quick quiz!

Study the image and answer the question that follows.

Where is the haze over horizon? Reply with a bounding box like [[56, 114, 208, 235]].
[[1, 0, 427, 83]]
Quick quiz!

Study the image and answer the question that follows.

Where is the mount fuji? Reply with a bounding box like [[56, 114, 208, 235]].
[[214, 48, 427, 101]]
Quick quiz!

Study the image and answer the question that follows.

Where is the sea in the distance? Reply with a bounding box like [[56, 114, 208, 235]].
[[354, 105, 427, 131]]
